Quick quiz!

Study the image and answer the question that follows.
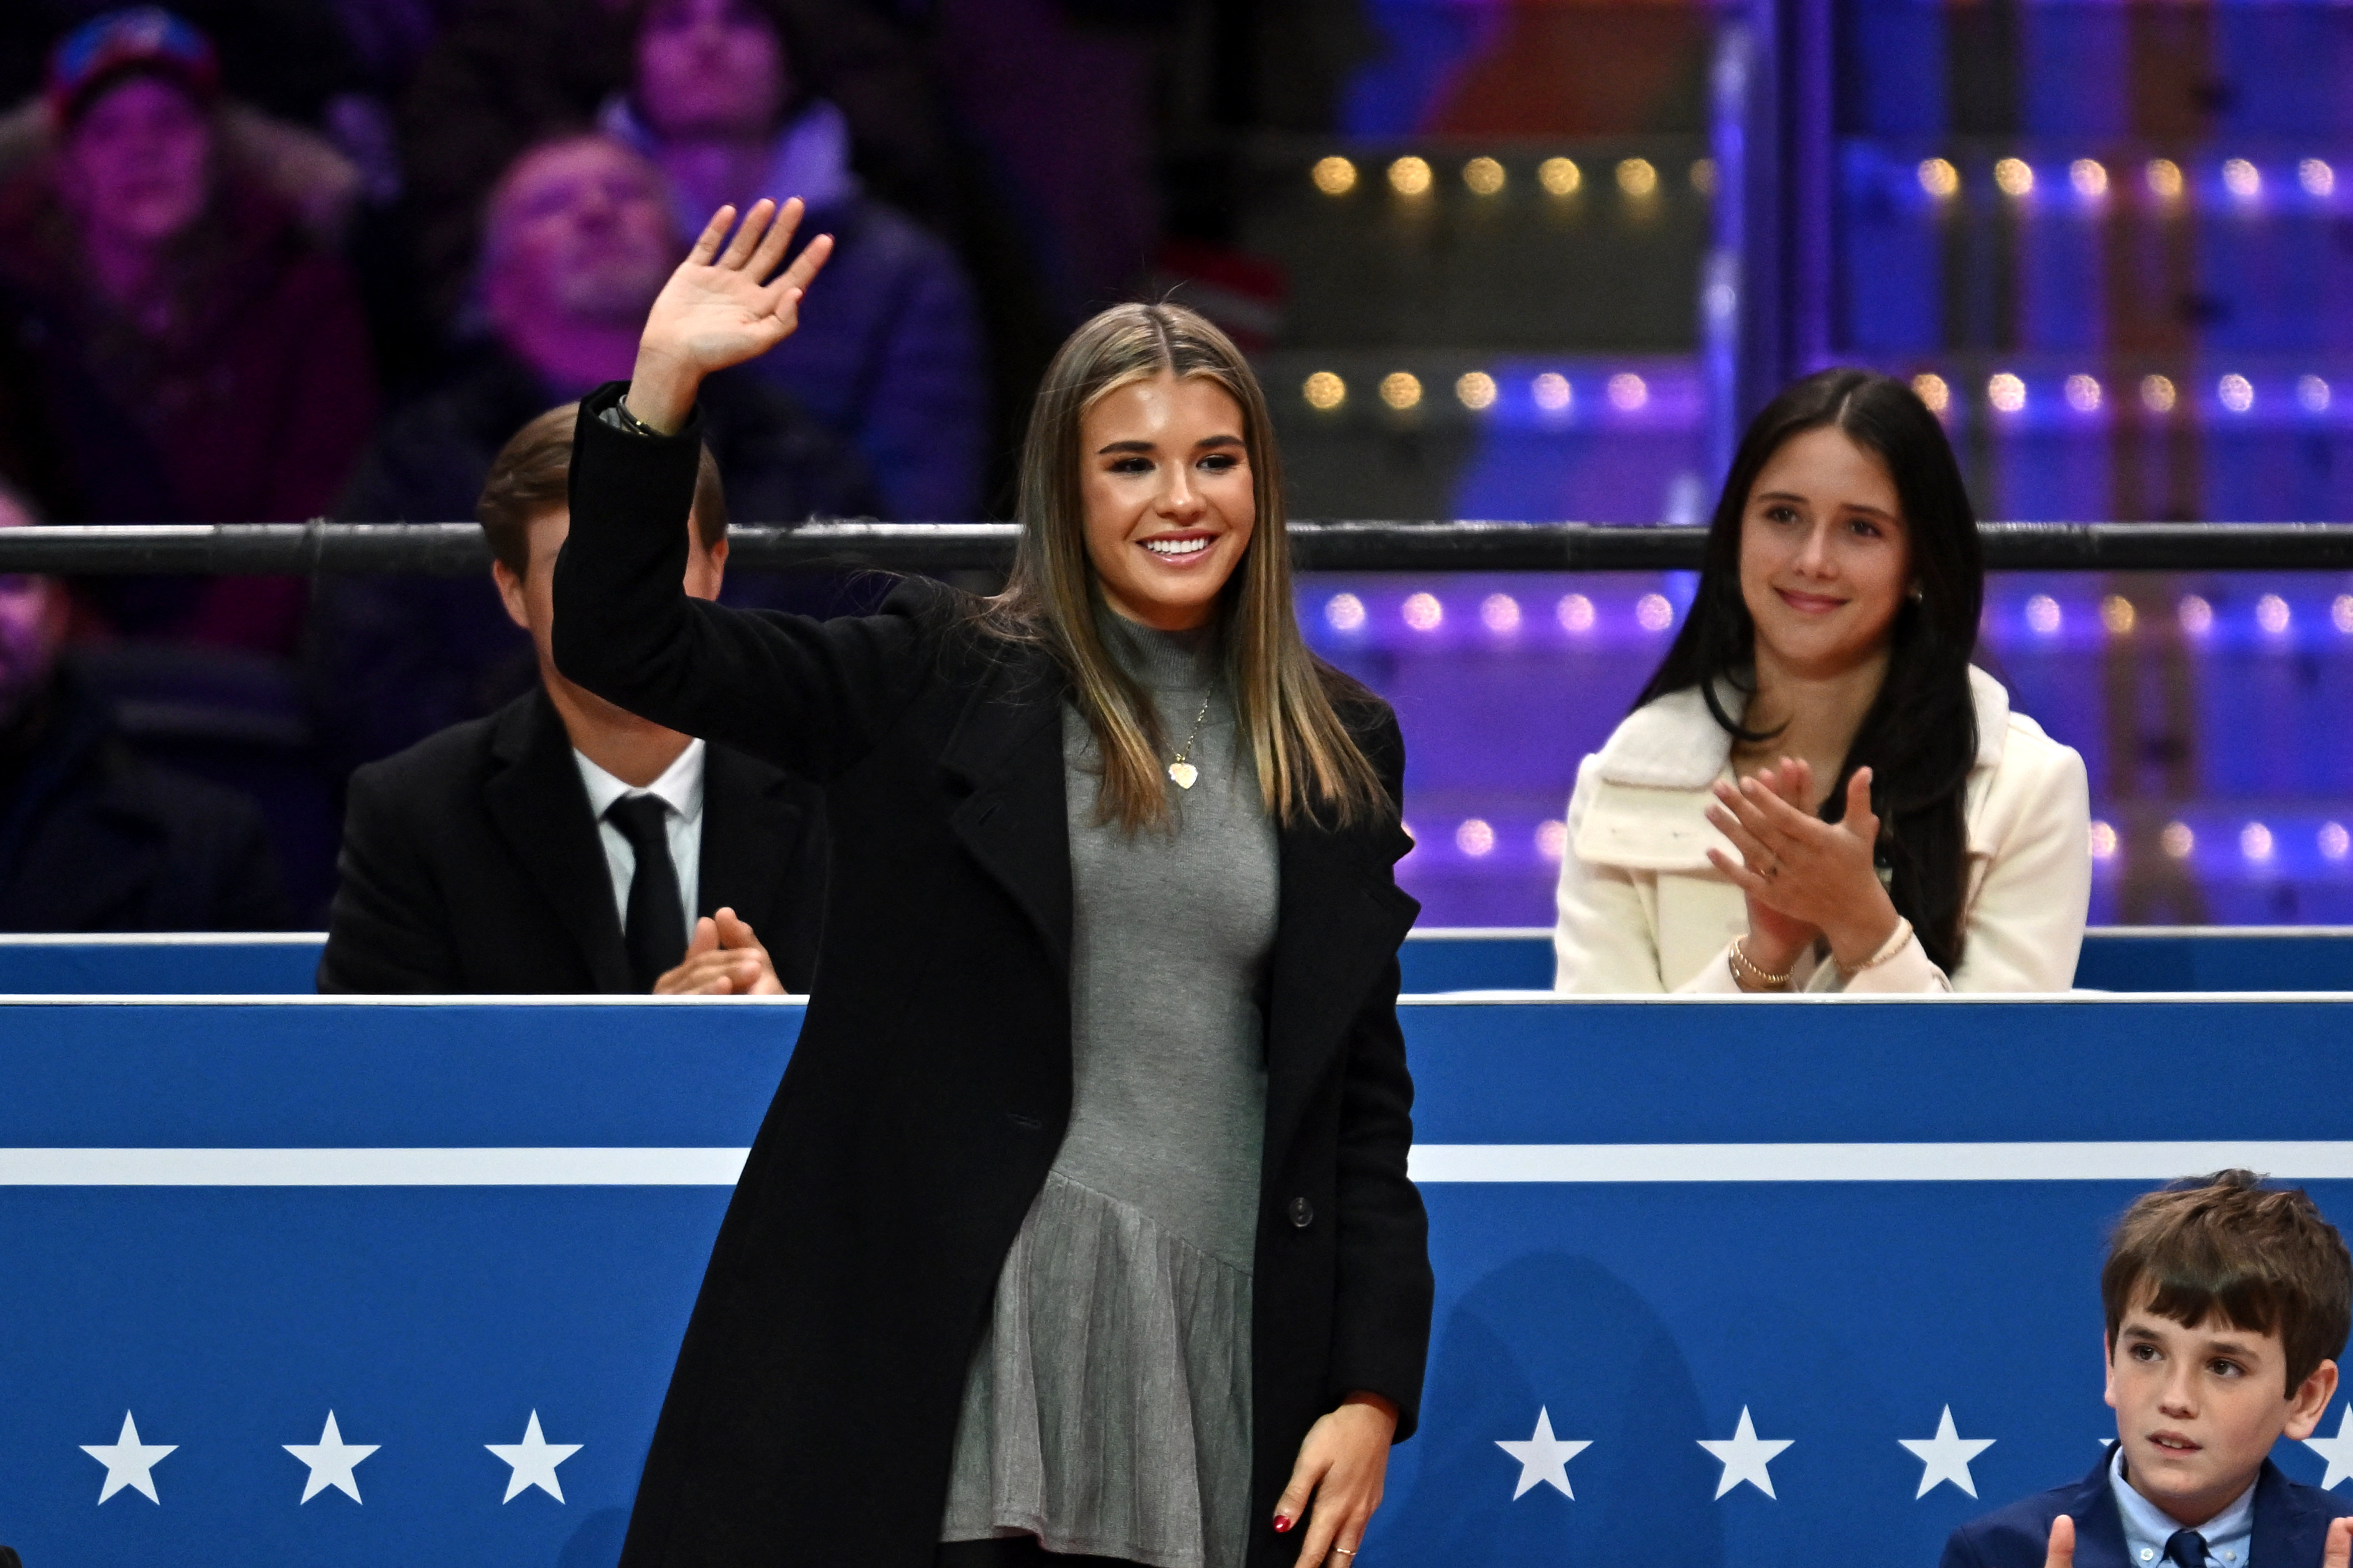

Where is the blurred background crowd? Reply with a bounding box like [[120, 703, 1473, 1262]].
[[2, 0, 2352, 933]]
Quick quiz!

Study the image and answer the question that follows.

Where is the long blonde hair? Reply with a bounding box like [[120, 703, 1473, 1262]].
[[979, 302, 1390, 833]]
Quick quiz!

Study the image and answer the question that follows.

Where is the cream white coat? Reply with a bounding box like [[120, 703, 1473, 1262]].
[[1552, 668, 2091, 993]]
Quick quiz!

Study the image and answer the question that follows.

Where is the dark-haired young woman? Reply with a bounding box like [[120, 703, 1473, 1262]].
[[1554, 369, 2091, 993], [552, 198, 1430, 1568]]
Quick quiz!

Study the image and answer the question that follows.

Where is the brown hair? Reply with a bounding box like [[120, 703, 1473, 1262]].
[[477, 403, 725, 575], [2102, 1169, 2353, 1393], [978, 301, 1389, 832]]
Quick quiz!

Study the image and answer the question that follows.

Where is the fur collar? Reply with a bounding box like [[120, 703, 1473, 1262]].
[[1593, 667, 2012, 791]]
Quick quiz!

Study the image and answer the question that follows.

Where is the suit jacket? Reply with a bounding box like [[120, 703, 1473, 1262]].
[[552, 384, 1433, 1568], [0, 677, 289, 932], [315, 687, 826, 993], [1942, 1448, 2353, 1568]]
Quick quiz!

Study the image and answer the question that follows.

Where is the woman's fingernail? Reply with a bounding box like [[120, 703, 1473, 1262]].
[[1273, 1515, 1291, 1533]]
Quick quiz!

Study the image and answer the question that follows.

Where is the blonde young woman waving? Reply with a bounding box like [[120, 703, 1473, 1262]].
[[552, 198, 1430, 1568], [1554, 369, 2091, 993]]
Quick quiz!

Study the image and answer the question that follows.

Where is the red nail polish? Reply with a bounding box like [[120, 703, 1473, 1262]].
[[1273, 1516, 1291, 1533]]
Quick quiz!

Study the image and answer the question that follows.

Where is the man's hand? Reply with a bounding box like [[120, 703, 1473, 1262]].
[[653, 907, 786, 996], [2326, 1515, 2351, 1568], [2041, 1513, 2074, 1567], [1273, 1393, 1397, 1567], [625, 197, 834, 433]]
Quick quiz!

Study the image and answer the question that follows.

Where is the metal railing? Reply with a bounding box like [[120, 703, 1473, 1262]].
[[3, 520, 2353, 574]]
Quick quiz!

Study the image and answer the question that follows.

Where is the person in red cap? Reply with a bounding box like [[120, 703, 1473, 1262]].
[[0, 7, 379, 654]]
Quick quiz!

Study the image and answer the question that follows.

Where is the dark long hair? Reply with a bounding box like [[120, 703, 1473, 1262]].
[[1634, 368, 1985, 972]]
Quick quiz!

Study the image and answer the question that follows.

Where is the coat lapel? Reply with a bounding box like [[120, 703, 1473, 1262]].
[[2252, 1457, 2335, 1562], [941, 646, 1073, 974], [1262, 810, 1420, 1149], [2069, 1448, 2133, 1568], [483, 690, 634, 993], [696, 745, 804, 932]]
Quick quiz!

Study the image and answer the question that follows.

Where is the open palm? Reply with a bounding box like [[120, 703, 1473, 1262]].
[[638, 197, 834, 386]]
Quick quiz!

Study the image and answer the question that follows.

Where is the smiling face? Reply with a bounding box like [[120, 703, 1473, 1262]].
[[1737, 424, 1913, 683], [1078, 372, 1256, 631], [2105, 1299, 2339, 1526]]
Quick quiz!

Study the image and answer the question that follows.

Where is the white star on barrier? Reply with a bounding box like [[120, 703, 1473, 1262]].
[[1899, 1405, 1996, 1499], [81, 1411, 177, 1505], [1698, 1406, 1795, 1500], [284, 1411, 380, 1503], [2304, 1404, 2353, 1489], [487, 1411, 584, 1503], [1495, 1406, 1591, 1500]]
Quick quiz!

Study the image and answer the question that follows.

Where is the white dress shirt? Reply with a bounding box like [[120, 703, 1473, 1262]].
[[572, 740, 706, 940]]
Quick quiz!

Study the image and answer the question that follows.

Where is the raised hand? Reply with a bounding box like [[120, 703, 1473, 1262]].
[[1706, 759, 1900, 972], [626, 198, 834, 434], [2326, 1515, 2351, 1568], [2043, 1513, 2074, 1568]]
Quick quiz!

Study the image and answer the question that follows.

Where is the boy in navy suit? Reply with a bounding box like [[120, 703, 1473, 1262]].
[[1944, 1171, 2353, 1568]]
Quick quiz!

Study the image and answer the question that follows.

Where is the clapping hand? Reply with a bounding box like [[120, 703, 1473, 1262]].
[[625, 197, 834, 434], [1705, 758, 1900, 975], [653, 907, 786, 996]]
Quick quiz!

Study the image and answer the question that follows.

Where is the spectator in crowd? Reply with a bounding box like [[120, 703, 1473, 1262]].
[[397, 0, 951, 327], [0, 8, 378, 653], [599, 0, 985, 520], [1553, 369, 2092, 993], [307, 132, 874, 772], [0, 479, 290, 931], [318, 405, 826, 995]]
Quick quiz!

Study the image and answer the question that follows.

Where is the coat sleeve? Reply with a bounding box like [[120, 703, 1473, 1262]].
[[317, 763, 462, 994], [1551, 756, 1671, 993], [551, 385, 936, 782], [1325, 709, 1435, 1440], [1943, 731, 2092, 994]]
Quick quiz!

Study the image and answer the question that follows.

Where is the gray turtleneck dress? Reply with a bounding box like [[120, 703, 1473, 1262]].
[[938, 615, 1279, 1568]]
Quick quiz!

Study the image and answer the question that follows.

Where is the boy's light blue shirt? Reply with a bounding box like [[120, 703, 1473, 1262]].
[[2111, 1445, 2256, 1566]]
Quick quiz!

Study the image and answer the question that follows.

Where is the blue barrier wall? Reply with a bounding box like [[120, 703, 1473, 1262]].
[[16, 927, 2353, 996], [6, 995, 2353, 1566]]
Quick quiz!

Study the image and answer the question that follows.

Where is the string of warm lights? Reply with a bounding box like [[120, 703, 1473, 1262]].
[[1296, 369, 1651, 414], [1910, 154, 2337, 205], [1908, 370, 2334, 419], [1308, 154, 1713, 200]]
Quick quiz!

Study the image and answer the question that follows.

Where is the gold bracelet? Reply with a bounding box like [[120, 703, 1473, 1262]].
[[1838, 916, 1915, 978], [1726, 937, 1795, 991]]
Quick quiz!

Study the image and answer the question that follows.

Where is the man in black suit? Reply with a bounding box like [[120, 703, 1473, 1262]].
[[0, 483, 288, 931], [317, 406, 823, 994]]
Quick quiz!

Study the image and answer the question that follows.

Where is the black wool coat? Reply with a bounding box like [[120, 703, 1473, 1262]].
[[316, 686, 826, 994], [554, 386, 1434, 1568]]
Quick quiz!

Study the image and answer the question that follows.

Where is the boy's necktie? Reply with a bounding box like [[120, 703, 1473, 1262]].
[[2163, 1529, 2208, 1568], [605, 795, 687, 991]]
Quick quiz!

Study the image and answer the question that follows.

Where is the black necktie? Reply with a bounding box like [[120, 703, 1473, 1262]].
[[2164, 1529, 2208, 1568], [605, 794, 686, 991]]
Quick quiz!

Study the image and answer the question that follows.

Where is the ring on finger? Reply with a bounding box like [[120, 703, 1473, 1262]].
[[1333, 1551, 1358, 1559]]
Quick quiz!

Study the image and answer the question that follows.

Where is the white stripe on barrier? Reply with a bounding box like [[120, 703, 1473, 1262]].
[[1407, 1141, 2353, 1182], [0, 1147, 751, 1185], [1, 1142, 2349, 1186]]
